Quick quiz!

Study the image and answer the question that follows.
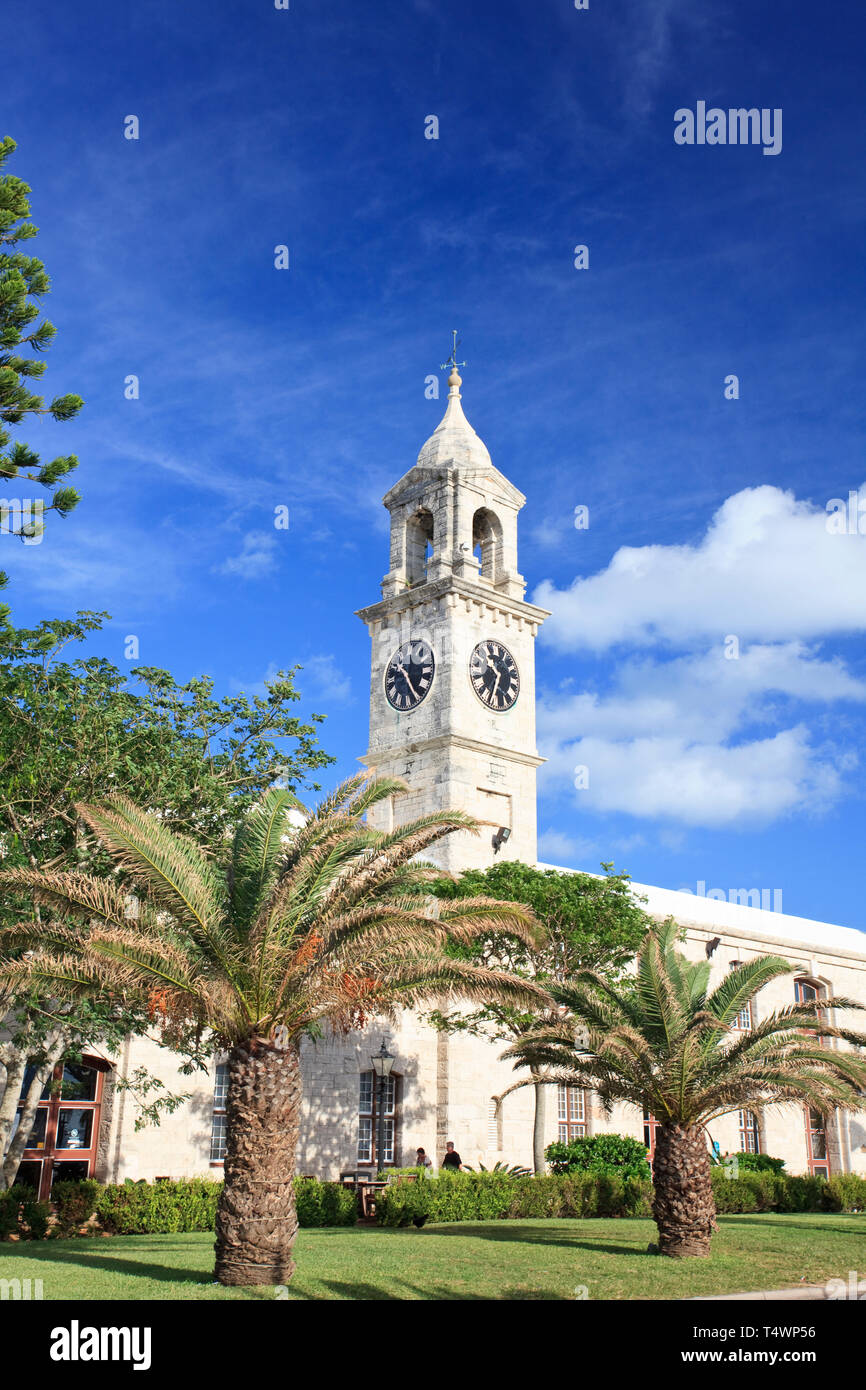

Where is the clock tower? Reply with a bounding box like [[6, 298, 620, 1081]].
[[357, 362, 549, 873]]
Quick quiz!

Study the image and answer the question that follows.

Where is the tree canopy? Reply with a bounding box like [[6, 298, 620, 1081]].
[[0, 136, 82, 594]]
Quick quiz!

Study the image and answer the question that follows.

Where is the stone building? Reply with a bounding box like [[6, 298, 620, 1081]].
[[11, 369, 866, 1195]]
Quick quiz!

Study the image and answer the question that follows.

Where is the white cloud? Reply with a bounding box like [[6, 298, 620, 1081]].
[[541, 726, 849, 828], [539, 642, 866, 747], [298, 653, 353, 705], [534, 485, 866, 652], [534, 485, 866, 829], [217, 530, 278, 580]]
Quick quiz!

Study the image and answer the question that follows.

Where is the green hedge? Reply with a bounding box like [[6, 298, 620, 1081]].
[[96, 1179, 223, 1234], [376, 1168, 866, 1226], [545, 1134, 652, 1180], [710, 1170, 866, 1214], [51, 1179, 103, 1234], [93, 1177, 357, 1235], [0, 1185, 50, 1241], [376, 1170, 653, 1225], [294, 1178, 358, 1228]]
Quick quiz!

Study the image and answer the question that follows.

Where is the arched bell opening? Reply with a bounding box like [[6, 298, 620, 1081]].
[[405, 508, 434, 585], [472, 507, 503, 582]]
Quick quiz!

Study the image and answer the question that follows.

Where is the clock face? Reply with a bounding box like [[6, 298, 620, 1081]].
[[384, 639, 435, 711], [470, 639, 520, 711]]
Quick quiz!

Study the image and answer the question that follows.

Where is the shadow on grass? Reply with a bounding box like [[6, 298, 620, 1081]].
[[410, 1222, 651, 1257], [714, 1214, 863, 1234], [7, 1237, 219, 1288], [286, 1277, 568, 1301]]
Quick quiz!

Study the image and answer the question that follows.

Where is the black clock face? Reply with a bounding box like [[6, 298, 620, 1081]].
[[384, 640, 435, 711], [470, 640, 520, 711]]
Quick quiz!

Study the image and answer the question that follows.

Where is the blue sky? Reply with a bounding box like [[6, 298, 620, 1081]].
[[3, 0, 865, 928]]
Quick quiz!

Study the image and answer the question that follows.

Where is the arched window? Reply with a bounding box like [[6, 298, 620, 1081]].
[[794, 981, 835, 1174], [405, 508, 434, 586], [557, 1085, 586, 1142], [472, 508, 503, 581], [795, 977, 827, 1047], [357, 1070, 400, 1168], [738, 1110, 760, 1153]]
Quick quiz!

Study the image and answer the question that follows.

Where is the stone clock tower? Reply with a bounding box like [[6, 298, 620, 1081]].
[[357, 363, 549, 873]]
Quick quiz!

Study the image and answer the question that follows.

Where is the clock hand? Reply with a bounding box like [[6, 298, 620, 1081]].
[[398, 659, 420, 701]]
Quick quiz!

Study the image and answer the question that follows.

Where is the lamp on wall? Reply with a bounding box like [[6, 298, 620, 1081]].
[[370, 1038, 395, 1172], [492, 826, 511, 854]]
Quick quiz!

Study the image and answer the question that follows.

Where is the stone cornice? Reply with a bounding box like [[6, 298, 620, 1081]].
[[356, 575, 551, 628], [679, 921, 866, 969], [383, 463, 526, 510], [360, 734, 546, 768]]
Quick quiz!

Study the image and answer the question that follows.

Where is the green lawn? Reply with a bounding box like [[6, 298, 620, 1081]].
[[1, 1214, 861, 1300]]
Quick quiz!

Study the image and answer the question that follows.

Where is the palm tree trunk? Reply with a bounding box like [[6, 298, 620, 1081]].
[[214, 1036, 301, 1286], [530, 1066, 546, 1175], [651, 1123, 716, 1258]]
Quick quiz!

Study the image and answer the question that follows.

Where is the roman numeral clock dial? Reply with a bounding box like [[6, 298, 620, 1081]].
[[470, 640, 520, 711], [384, 640, 435, 711]]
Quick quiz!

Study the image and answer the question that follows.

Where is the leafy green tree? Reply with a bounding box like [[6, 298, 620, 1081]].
[[0, 609, 335, 1182], [429, 861, 651, 1171], [503, 920, 866, 1257], [0, 137, 82, 594], [0, 778, 549, 1284]]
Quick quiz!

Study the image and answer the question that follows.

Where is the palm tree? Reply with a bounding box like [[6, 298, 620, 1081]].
[[0, 774, 549, 1284], [501, 919, 866, 1257]]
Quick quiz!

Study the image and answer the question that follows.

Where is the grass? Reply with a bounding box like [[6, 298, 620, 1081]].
[[0, 1214, 861, 1300]]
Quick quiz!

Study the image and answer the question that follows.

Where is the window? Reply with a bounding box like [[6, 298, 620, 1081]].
[[210, 1062, 228, 1164], [213, 1062, 229, 1108], [738, 1110, 760, 1153], [795, 979, 821, 1004], [487, 1099, 500, 1151], [804, 1108, 832, 1176], [210, 1113, 227, 1164], [733, 1000, 753, 1030], [12, 1057, 107, 1200], [557, 1085, 586, 1143], [357, 1071, 399, 1167], [795, 978, 827, 1049], [643, 1110, 659, 1162]]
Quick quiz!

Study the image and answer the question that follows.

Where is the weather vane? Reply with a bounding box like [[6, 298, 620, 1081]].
[[440, 330, 467, 374]]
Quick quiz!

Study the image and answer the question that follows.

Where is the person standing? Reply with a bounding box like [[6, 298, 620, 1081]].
[[441, 1141, 463, 1170]]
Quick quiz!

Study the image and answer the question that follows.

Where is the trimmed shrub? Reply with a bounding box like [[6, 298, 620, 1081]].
[[294, 1178, 358, 1227], [95, 1176, 358, 1235], [51, 1178, 102, 1234], [96, 1178, 222, 1234], [545, 1134, 652, 1180], [776, 1174, 829, 1213], [823, 1174, 866, 1213], [376, 1169, 654, 1225], [0, 1185, 51, 1240], [731, 1152, 786, 1175]]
